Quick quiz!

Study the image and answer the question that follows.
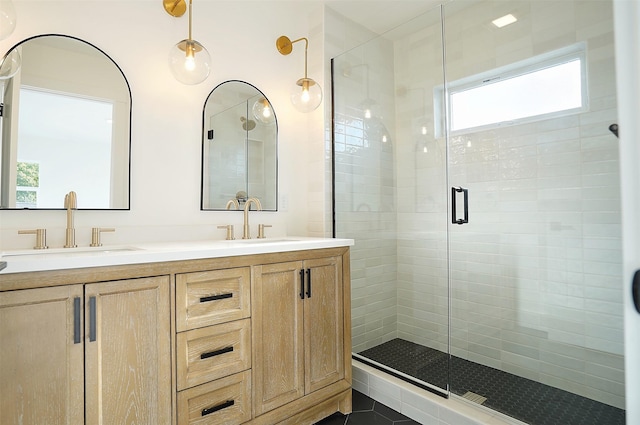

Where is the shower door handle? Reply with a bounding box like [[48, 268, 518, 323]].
[[451, 186, 469, 225]]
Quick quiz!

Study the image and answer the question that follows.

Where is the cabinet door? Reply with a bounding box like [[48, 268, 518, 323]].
[[252, 261, 304, 416], [85, 276, 171, 425], [0, 285, 84, 425], [303, 256, 344, 394]]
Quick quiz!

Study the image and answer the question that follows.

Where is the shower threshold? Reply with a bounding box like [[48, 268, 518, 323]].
[[358, 339, 625, 425]]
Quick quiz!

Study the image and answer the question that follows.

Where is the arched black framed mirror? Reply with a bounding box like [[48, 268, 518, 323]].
[[0, 34, 131, 209], [201, 80, 277, 211]]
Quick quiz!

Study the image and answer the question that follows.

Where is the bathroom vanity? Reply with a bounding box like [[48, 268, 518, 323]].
[[0, 237, 353, 425]]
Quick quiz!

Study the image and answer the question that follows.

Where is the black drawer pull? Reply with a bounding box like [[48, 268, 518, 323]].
[[200, 293, 233, 303], [299, 269, 305, 299], [202, 400, 234, 416], [73, 297, 81, 344], [89, 296, 97, 342], [200, 346, 234, 360]]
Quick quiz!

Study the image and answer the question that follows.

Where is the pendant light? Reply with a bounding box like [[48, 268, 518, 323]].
[[276, 35, 322, 112], [0, 48, 21, 79], [252, 97, 275, 124], [164, 0, 211, 85]]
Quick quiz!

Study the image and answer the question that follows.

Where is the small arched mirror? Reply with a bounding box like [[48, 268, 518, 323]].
[[0, 34, 131, 209], [201, 80, 277, 211]]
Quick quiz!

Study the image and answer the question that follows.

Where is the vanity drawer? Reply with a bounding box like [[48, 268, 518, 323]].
[[177, 370, 251, 425], [176, 267, 250, 331], [177, 319, 251, 390]]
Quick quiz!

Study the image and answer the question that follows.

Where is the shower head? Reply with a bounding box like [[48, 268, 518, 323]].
[[241, 116, 256, 131]]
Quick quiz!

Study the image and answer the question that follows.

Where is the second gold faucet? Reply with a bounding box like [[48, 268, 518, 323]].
[[64, 191, 77, 248], [242, 197, 262, 239]]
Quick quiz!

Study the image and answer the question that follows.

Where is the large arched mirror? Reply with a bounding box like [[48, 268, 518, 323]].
[[0, 34, 131, 209], [201, 80, 277, 211]]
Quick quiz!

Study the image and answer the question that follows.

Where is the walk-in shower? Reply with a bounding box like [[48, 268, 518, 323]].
[[332, 1, 625, 424]]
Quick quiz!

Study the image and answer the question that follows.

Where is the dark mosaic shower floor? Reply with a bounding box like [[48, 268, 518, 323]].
[[359, 339, 625, 425]]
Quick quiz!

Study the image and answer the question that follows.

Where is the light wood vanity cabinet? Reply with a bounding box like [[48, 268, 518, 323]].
[[0, 245, 351, 425], [252, 256, 345, 417], [175, 249, 352, 425], [175, 268, 253, 425], [0, 285, 84, 424], [0, 275, 172, 425]]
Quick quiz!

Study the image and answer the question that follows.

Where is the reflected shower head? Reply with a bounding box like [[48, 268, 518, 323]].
[[240, 116, 256, 131]]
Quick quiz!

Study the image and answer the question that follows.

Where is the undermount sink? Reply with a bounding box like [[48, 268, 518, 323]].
[[227, 238, 303, 244], [1, 246, 141, 258]]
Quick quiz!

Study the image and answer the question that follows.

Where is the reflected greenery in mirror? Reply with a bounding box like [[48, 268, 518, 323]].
[[0, 34, 131, 209], [201, 80, 277, 211]]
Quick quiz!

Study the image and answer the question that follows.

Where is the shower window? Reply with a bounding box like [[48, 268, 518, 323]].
[[439, 42, 587, 135]]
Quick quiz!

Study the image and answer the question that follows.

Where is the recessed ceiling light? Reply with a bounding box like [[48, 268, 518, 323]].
[[492, 14, 517, 28]]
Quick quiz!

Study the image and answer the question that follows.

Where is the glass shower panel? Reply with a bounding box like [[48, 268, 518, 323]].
[[444, 0, 624, 420], [333, 5, 449, 394], [203, 101, 249, 207]]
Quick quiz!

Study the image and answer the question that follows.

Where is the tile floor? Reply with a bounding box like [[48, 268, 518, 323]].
[[359, 339, 625, 425], [314, 390, 420, 425]]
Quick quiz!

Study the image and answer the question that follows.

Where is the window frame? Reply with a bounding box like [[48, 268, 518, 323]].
[[435, 42, 588, 137]]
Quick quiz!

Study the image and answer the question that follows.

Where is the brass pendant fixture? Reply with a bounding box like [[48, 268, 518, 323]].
[[164, 0, 211, 85], [276, 35, 323, 112]]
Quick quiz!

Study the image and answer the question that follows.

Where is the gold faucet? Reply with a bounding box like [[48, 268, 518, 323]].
[[64, 191, 77, 248], [225, 199, 240, 210], [243, 197, 262, 239]]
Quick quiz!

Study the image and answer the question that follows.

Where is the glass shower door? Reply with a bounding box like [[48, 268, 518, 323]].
[[332, 5, 450, 395], [444, 1, 625, 423]]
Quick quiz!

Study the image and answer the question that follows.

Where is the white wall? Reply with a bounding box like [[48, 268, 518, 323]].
[[0, 0, 325, 250]]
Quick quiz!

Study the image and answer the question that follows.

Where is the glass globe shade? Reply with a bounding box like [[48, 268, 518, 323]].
[[290, 78, 322, 113], [0, 48, 21, 79], [360, 98, 380, 120], [0, 0, 17, 41], [252, 98, 275, 124], [168, 39, 211, 85]]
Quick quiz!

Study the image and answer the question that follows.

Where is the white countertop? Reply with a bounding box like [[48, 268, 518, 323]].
[[0, 237, 354, 274]]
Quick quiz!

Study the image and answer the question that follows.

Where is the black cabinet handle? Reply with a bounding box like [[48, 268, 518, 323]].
[[201, 346, 234, 360], [73, 297, 81, 344], [305, 269, 312, 298], [299, 269, 305, 299], [202, 400, 234, 416], [633, 270, 640, 314], [451, 186, 469, 225], [200, 293, 233, 303], [89, 296, 97, 342]]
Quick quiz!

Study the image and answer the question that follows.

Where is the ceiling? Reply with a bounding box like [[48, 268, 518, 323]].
[[325, 0, 443, 35]]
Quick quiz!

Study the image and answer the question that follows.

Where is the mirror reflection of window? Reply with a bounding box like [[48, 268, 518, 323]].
[[0, 34, 131, 210], [18, 88, 114, 208], [16, 161, 39, 208]]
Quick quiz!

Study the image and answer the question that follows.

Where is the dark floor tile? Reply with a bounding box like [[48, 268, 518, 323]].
[[359, 338, 626, 425], [314, 412, 346, 425], [352, 390, 375, 412], [313, 390, 417, 425], [373, 402, 408, 422], [347, 411, 394, 425]]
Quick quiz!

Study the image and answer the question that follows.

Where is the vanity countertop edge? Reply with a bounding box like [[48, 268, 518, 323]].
[[0, 237, 354, 276]]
